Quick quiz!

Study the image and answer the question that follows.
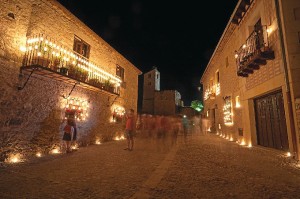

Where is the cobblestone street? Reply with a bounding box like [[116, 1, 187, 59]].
[[1, 133, 300, 199]]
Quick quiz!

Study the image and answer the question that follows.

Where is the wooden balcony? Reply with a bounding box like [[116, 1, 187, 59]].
[[235, 26, 275, 77], [231, 0, 252, 25]]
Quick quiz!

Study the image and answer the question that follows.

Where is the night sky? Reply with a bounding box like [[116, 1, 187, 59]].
[[57, 0, 238, 107]]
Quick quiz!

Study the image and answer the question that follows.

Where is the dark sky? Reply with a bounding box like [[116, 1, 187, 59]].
[[57, 0, 238, 107]]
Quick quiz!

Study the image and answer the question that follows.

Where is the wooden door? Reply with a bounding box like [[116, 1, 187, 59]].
[[254, 91, 289, 150]]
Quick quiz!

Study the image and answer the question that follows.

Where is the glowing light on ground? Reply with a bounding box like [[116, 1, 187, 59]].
[[6, 153, 23, 163], [114, 135, 125, 141], [240, 140, 246, 146], [51, 148, 61, 154], [95, 139, 101, 145], [36, 152, 42, 157], [71, 144, 79, 150]]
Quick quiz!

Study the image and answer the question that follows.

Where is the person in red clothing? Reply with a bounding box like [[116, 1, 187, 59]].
[[63, 118, 74, 153], [124, 109, 136, 151]]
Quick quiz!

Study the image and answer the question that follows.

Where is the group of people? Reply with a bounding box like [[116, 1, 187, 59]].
[[61, 107, 203, 153], [125, 111, 203, 149]]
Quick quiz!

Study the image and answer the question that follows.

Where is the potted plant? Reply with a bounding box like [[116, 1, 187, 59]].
[[59, 66, 68, 75], [88, 78, 103, 88]]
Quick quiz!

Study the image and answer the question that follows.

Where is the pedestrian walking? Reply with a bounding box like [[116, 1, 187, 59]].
[[182, 115, 189, 143], [124, 109, 136, 151]]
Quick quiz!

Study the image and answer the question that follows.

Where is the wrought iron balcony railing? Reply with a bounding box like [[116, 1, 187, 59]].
[[20, 34, 121, 95], [235, 26, 275, 77]]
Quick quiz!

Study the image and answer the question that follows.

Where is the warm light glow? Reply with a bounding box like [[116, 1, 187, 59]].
[[25, 35, 122, 84], [6, 153, 23, 163], [216, 83, 220, 96], [36, 152, 42, 157], [242, 44, 246, 49], [71, 144, 79, 150], [248, 143, 252, 148], [95, 140, 101, 145], [286, 152, 291, 157], [51, 148, 60, 154], [240, 140, 246, 146], [114, 135, 125, 141], [230, 137, 234, 141], [218, 124, 221, 129], [20, 46, 26, 52], [235, 96, 241, 108], [234, 54, 238, 59], [223, 96, 233, 125], [267, 27, 273, 34], [95, 138, 101, 145]]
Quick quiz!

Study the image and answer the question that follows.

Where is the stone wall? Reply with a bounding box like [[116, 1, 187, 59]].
[[201, 0, 289, 145], [154, 90, 177, 116], [0, 0, 140, 162]]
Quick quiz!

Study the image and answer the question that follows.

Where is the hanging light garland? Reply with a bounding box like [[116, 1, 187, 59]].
[[64, 97, 90, 121], [223, 96, 233, 125], [20, 35, 122, 86]]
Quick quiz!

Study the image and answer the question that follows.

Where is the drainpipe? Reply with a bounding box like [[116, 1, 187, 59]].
[[275, 0, 298, 159]]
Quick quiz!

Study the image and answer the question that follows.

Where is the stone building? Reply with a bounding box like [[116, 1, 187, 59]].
[[142, 67, 160, 114], [142, 67, 182, 115], [200, 0, 300, 159], [0, 0, 141, 162], [180, 106, 197, 118], [154, 90, 181, 116]]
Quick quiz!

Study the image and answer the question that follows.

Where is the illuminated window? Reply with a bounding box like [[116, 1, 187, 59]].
[[236, 96, 241, 108], [73, 35, 90, 58], [116, 65, 125, 81], [215, 70, 220, 96], [223, 96, 233, 125]]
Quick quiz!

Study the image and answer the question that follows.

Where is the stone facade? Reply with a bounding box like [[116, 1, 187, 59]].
[[0, 0, 141, 161], [142, 68, 160, 114], [201, 0, 300, 159], [154, 90, 181, 116]]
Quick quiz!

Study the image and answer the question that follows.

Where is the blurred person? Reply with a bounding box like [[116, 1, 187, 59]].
[[124, 109, 136, 151]]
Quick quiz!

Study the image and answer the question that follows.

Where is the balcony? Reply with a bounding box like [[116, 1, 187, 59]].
[[204, 88, 216, 101], [235, 26, 275, 77], [20, 34, 121, 95]]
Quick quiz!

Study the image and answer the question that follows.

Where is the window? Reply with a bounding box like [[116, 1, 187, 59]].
[[225, 56, 229, 67], [294, 7, 300, 20], [215, 70, 220, 96], [235, 96, 241, 108], [157, 74, 159, 79], [73, 35, 90, 58], [116, 65, 124, 81], [215, 71, 220, 84]]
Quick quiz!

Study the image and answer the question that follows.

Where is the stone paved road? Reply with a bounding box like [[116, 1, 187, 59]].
[[1, 134, 300, 199]]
